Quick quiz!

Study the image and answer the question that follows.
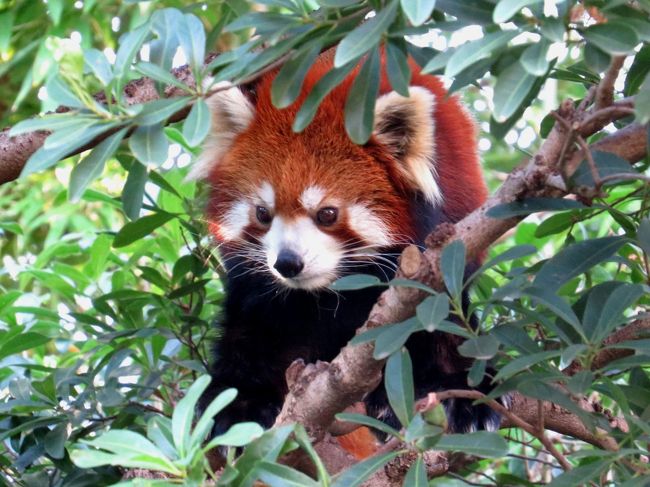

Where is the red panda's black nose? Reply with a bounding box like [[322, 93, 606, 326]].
[[274, 249, 304, 278]]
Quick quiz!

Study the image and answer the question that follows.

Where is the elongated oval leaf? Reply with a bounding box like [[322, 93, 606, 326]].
[[113, 212, 175, 248], [384, 348, 415, 427], [493, 0, 542, 23], [457, 334, 500, 359], [134, 96, 192, 126], [171, 375, 211, 457], [445, 30, 518, 78], [373, 317, 420, 359], [487, 197, 585, 218], [521, 39, 550, 76], [182, 99, 211, 147], [345, 48, 381, 144], [257, 461, 319, 487], [493, 61, 537, 121], [403, 457, 427, 486], [400, 0, 436, 26], [583, 22, 639, 55], [331, 452, 400, 487], [416, 294, 449, 332], [334, 1, 398, 67], [440, 240, 465, 299], [272, 42, 323, 109], [69, 128, 127, 202], [435, 431, 508, 458], [294, 60, 358, 132], [129, 124, 169, 167], [533, 236, 628, 291], [385, 38, 411, 96], [122, 162, 148, 221]]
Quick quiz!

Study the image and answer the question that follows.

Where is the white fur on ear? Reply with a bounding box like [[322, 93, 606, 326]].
[[373, 86, 441, 205], [186, 82, 255, 180]]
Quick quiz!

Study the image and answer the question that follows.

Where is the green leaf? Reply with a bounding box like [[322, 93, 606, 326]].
[[472, 244, 537, 277], [335, 412, 401, 438], [400, 0, 436, 26], [272, 41, 323, 109], [384, 348, 415, 427], [637, 76, 650, 124], [385, 38, 411, 97], [0, 332, 50, 361], [10, 113, 96, 136], [624, 44, 650, 96], [583, 22, 639, 55], [584, 283, 645, 342], [345, 47, 381, 144], [134, 96, 192, 126], [638, 217, 650, 256], [178, 13, 206, 75], [330, 274, 382, 290], [493, 61, 537, 121], [493, 350, 561, 381], [445, 30, 518, 78], [440, 240, 465, 299], [232, 425, 295, 486], [204, 422, 264, 450], [533, 236, 627, 291], [45, 74, 84, 109], [113, 212, 175, 248], [403, 457, 427, 486], [571, 151, 635, 187], [257, 461, 319, 487], [457, 335, 500, 359], [584, 43, 611, 74], [525, 287, 584, 340], [80, 431, 180, 475], [331, 452, 400, 487], [487, 197, 585, 218], [191, 388, 238, 446], [435, 431, 508, 458], [521, 39, 550, 76], [44, 423, 67, 459], [534, 212, 575, 238], [122, 161, 148, 220], [171, 375, 210, 457], [294, 61, 357, 132], [135, 62, 190, 92], [182, 99, 211, 147], [114, 23, 150, 81], [69, 128, 127, 202], [85, 49, 113, 86], [373, 317, 420, 359], [416, 294, 449, 332], [129, 124, 170, 167], [547, 462, 606, 487], [334, 1, 398, 67], [493, 0, 542, 23]]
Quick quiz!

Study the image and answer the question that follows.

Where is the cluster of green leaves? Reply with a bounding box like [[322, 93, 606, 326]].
[[1, 0, 650, 485]]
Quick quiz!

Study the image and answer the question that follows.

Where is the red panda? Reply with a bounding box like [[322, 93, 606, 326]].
[[192, 51, 496, 458]]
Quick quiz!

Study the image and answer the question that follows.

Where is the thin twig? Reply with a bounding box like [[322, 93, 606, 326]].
[[596, 56, 626, 110]]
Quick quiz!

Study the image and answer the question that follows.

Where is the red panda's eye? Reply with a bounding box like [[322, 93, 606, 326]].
[[316, 207, 338, 226], [256, 206, 272, 225]]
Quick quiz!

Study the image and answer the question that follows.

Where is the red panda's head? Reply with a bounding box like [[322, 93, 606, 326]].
[[189, 58, 467, 290]]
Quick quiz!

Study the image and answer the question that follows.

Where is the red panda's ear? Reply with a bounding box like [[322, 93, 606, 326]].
[[373, 87, 441, 205], [186, 83, 255, 180]]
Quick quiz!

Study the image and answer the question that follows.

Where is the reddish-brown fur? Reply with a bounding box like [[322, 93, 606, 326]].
[[206, 52, 486, 243]]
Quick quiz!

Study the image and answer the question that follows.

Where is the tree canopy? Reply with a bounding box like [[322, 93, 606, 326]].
[[0, 1, 649, 486]]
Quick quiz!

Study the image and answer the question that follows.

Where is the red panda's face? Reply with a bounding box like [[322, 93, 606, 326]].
[[190, 77, 442, 290]]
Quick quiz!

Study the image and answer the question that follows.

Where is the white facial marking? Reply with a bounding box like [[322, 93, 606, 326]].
[[263, 216, 342, 290], [259, 181, 275, 209], [299, 185, 326, 211], [347, 204, 393, 247], [220, 200, 250, 240]]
